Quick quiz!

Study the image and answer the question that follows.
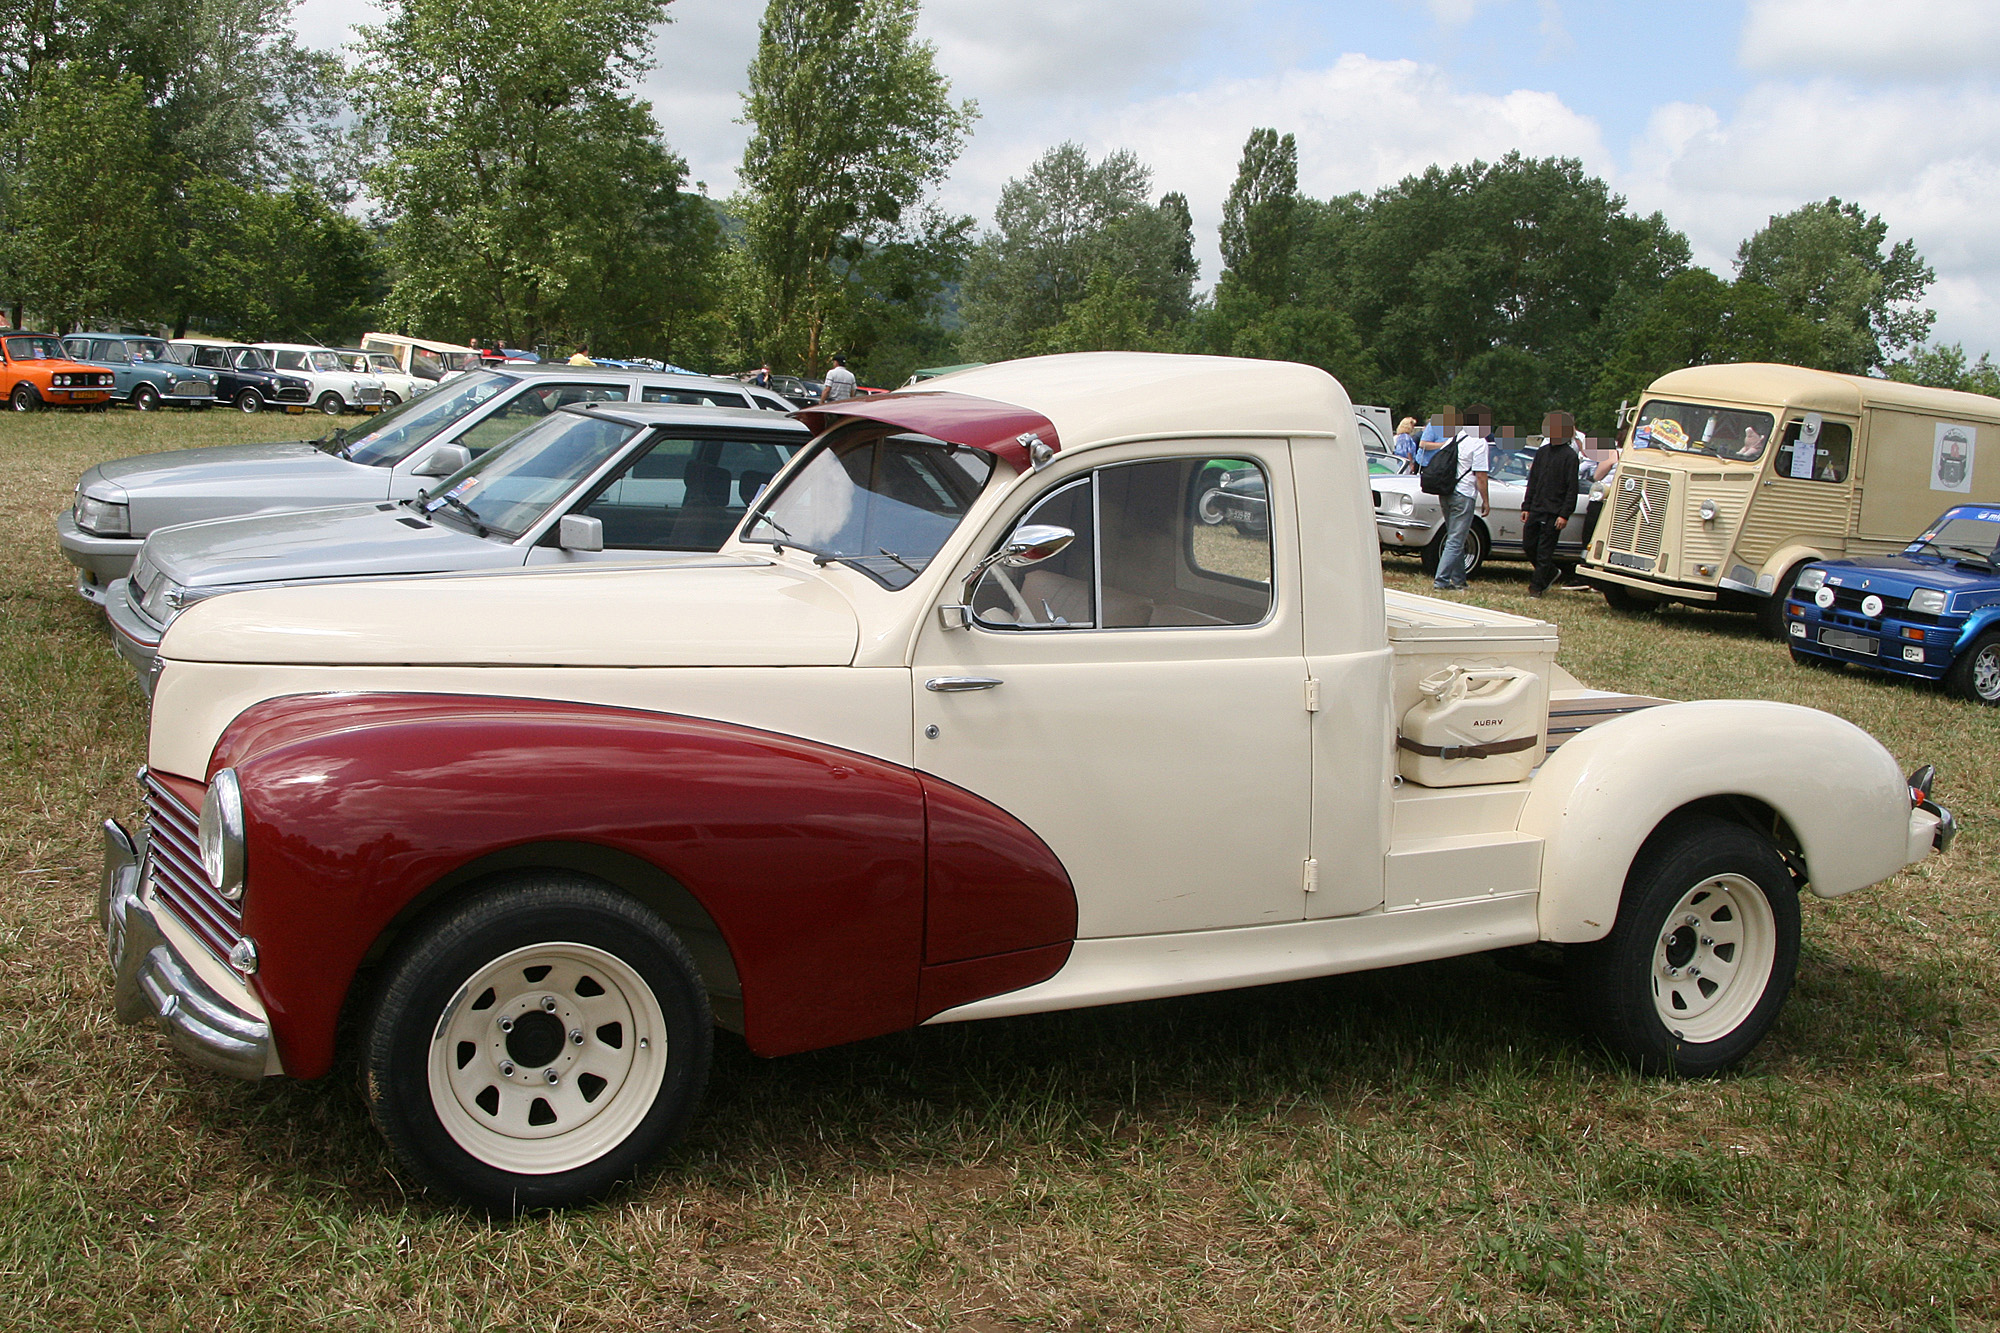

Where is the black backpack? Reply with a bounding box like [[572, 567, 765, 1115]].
[[1419, 438, 1460, 496]]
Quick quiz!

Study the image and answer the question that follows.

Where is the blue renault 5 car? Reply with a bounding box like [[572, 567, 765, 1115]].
[[1784, 503, 2000, 703]]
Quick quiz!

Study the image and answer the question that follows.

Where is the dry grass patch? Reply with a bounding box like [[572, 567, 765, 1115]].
[[0, 418, 1993, 1330]]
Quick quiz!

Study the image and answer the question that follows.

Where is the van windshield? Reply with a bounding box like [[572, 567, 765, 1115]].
[[1632, 400, 1775, 462]]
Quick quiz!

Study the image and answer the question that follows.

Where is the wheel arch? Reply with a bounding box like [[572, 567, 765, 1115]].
[[1521, 699, 1913, 942]]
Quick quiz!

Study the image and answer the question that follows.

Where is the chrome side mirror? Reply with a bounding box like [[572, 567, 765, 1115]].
[[558, 514, 604, 552], [413, 443, 471, 477], [940, 524, 1076, 628]]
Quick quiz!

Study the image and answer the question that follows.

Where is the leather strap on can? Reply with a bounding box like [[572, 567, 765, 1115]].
[[1396, 733, 1538, 762]]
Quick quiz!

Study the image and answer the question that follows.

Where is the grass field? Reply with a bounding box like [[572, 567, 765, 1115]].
[[1, 410, 1995, 1331]]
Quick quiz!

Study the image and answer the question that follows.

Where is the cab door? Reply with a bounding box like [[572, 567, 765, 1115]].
[[1753, 414, 1859, 560], [911, 444, 1313, 941]]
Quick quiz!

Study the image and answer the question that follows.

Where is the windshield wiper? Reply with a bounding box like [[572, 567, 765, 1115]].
[[743, 511, 793, 550], [1941, 543, 1997, 568], [425, 490, 488, 536], [877, 548, 920, 576]]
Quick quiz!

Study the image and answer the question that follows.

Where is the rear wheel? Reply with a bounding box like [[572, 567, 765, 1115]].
[[234, 388, 263, 413], [316, 391, 344, 415], [362, 876, 712, 1212], [131, 383, 160, 412], [1945, 630, 2000, 704], [1565, 816, 1799, 1076], [9, 383, 38, 413]]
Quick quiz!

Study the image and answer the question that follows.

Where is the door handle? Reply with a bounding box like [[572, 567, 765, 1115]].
[[925, 676, 1003, 692]]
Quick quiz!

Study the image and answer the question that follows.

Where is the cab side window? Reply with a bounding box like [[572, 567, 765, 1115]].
[[1775, 421, 1853, 483], [973, 456, 1273, 630]]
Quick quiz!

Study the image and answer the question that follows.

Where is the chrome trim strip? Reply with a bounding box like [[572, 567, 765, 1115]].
[[102, 819, 274, 1081]]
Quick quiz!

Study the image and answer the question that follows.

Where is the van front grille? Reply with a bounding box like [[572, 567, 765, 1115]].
[[1609, 471, 1672, 559]]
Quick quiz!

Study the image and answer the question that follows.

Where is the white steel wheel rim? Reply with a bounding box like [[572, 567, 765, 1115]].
[[1973, 645, 2000, 701], [429, 941, 666, 1175], [1652, 873, 1777, 1044]]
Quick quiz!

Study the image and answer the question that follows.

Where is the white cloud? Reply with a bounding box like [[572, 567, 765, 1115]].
[[1740, 0, 2000, 77]]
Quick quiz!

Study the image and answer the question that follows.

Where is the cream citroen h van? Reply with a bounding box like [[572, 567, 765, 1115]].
[[1580, 363, 2000, 634]]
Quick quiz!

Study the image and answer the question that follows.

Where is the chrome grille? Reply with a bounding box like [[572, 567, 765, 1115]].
[[143, 770, 241, 965], [274, 385, 310, 402], [169, 379, 210, 397], [355, 385, 384, 403], [1609, 471, 1672, 558]]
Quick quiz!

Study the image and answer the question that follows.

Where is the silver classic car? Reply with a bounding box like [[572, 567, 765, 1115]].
[[57, 365, 796, 602], [106, 402, 806, 686], [1373, 438, 1601, 577]]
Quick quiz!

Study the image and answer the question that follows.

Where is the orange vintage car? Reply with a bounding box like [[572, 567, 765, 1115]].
[[0, 331, 115, 411]]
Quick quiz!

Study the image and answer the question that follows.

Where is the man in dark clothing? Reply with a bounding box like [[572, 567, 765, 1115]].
[[1520, 410, 1582, 597]]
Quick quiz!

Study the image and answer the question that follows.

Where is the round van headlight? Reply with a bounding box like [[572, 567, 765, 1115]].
[[198, 768, 246, 899]]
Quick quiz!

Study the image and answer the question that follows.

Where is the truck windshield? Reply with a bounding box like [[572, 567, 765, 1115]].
[[1632, 400, 1775, 462], [742, 426, 996, 589], [343, 370, 520, 466], [420, 409, 640, 540]]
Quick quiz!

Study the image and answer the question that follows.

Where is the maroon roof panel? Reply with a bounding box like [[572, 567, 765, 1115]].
[[793, 391, 1059, 472]]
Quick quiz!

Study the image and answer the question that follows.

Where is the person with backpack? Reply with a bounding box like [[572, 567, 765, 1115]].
[[1520, 410, 1583, 597], [1424, 404, 1490, 590]]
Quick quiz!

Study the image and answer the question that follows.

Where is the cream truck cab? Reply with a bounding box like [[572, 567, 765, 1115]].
[[98, 353, 1953, 1210], [1580, 363, 2000, 634]]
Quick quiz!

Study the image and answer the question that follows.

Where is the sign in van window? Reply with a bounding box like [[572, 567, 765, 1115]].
[[1774, 419, 1851, 483], [1933, 422, 1977, 494]]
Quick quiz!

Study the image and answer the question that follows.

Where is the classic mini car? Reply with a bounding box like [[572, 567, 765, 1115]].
[[101, 353, 1952, 1210], [168, 340, 314, 413], [1373, 440, 1598, 577], [254, 343, 387, 415], [58, 365, 784, 602], [350, 348, 427, 405], [60, 333, 219, 410], [1783, 503, 2000, 702], [0, 330, 115, 411], [106, 404, 805, 686]]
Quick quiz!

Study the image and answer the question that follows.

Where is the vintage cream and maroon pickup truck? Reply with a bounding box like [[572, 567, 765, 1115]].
[[101, 353, 1954, 1210]]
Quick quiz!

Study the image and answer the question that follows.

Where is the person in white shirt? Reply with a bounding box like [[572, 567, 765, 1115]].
[[819, 354, 856, 403], [1432, 403, 1491, 589]]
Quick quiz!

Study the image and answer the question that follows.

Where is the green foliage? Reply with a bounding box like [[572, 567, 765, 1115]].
[[1889, 343, 2000, 398], [1736, 197, 1935, 375], [1217, 128, 1297, 309], [354, 0, 714, 358], [736, 0, 974, 375], [174, 179, 380, 344], [959, 143, 1196, 361]]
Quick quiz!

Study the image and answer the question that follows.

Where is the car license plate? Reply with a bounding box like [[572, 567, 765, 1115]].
[[285, 406, 306, 414], [1819, 627, 1879, 656]]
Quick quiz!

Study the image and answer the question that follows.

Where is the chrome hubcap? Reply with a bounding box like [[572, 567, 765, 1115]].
[[1973, 646, 2000, 701]]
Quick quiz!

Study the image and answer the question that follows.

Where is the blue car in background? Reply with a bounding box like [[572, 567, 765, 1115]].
[[1784, 503, 2000, 703]]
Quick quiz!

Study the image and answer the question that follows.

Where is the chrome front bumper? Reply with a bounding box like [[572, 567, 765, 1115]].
[[101, 820, 274, 1080], [102, 579, 164, 693]]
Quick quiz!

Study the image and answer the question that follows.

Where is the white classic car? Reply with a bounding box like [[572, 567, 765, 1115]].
[[1374, 439, 1600, 576], [101, 353, 1952, 1210], [255, 343, 387, 415]]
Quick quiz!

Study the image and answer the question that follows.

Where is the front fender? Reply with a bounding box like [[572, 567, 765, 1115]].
[[1953, 605, 2000, 653], [1519, 700, 1913, 942]]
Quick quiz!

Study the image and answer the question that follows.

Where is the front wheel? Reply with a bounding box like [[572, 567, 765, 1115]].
[[1565, 816, 1800, 1076], [383, 391, 402, 406], [1418, 520, 1486, 579], [1945, 630, 2000, 704], [1757, 563, 1810, 639], [131, 383, 160, 412], [9, 382, 38, 412], [1602, 582, 1654, 613], [316, 391, 344, 415], [362, 876, 713, 1212], [234, 388, 263, 413]]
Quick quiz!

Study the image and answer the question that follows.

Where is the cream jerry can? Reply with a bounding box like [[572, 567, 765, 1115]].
[[1397, 666, 1544, 787]]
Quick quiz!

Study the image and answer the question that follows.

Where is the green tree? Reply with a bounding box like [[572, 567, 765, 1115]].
[[1735, 197, 1934, 375], [959, 143, 1194, 360], [353, 0, 717, 357], [174, 178, 380, 343], [736, 0, 974, 374], [1217, 128, 1297, 309], [1890, 343, 2000, 398]]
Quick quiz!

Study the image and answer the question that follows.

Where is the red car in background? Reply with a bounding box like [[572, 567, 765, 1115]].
[[1, 331, 115, 411]]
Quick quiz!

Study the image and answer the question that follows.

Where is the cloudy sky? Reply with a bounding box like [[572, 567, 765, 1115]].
[[298, 0, 2000, 355]]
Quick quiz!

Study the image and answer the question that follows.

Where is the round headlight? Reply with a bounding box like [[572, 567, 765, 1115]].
[[198, 768, 246, 899], [1699, 499, 1719, 522]]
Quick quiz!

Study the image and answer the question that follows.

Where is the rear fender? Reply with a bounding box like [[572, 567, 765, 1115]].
[[1519, 700, 1912, 942]]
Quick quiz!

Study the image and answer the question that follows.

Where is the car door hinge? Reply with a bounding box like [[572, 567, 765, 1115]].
[[1303, 858, 1319, 893], [1304, 677, 1321, 712]]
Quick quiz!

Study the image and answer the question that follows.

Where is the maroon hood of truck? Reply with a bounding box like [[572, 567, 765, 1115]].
[[794, 390, 1060, 472]]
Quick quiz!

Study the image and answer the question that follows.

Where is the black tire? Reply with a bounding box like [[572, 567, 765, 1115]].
[[1944, 629, 2000, 704], [362, 875, 713, 1212], [316, 391, 344, 415], [384, 391, 402, 406], [9, 382, 38, 413], [1565, 816, 1800, 1077], [1757, 563, 1811, 640], [1602, 582, 1653, 613], [1419, 521, 1486, 579], [234, 388, 263, 413], [131, 383, 160, 412]]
